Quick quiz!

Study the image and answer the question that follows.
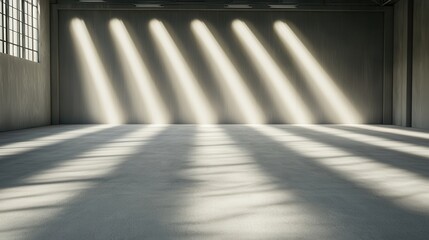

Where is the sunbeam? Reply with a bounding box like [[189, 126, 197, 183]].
[[149, 19, 216, 124], [70, 18, 123, 124], [274, 21, 361, 123], [191, 20, 265, 124], [109, 18, 170, 124], [232, 20, 313, 124]]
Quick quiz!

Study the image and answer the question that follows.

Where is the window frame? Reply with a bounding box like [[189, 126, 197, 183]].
[[0, 0, 39, 62]]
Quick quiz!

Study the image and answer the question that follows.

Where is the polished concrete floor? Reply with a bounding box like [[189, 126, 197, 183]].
[[1, 124, 429, 239]]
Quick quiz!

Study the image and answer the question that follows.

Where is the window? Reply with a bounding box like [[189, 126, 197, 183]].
[[0, 0, 39, 62]]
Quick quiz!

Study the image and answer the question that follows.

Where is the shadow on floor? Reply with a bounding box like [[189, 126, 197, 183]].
[[1, 125, 429, 240], [273, 125, 429, 179], [0, 125, 137, 189], [222, 125, 429, 240], [28, 125, 202, 240], [0, 125, 94, 147]]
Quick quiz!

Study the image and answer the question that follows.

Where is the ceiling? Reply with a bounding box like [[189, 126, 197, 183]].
[[52, 0, 399, 7]]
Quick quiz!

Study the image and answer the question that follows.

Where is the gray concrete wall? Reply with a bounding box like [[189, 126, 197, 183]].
[[393, 0, 411, 127], [56, 9, 386, 124], [0, 0, 50, 131], [412, 0, 429, 129]]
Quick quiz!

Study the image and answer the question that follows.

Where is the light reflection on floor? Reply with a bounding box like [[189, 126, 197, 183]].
[[0, 125, 166, 239], [252, 125, 429, 213], [176, 126, 328, 239], [0, 125, 428, 240]]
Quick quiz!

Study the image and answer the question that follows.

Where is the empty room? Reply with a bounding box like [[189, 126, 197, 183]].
[[1, 0, 429, 239]]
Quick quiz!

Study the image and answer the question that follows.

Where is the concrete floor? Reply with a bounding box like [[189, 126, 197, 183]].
[[1, 124, 429, 239]]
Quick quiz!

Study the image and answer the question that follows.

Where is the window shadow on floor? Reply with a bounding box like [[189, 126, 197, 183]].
[[0, 125, 94, 147], [273, 125, 429, 179], [222, 125, 429, 240], [0, 125, 138, 189], [25, 125, 202, 240]]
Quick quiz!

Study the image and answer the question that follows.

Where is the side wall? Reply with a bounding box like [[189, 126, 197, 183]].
[[0, 0, 50, 131], [393, 0, 411, 127], [412, 0, 429, 129]]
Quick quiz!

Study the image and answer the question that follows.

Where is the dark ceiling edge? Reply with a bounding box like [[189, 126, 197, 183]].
[[51, 3, 390, 11]]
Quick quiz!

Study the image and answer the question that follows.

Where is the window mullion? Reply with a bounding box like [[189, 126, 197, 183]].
[[21, 0, 24, 58], [5, 0, 9, 55]]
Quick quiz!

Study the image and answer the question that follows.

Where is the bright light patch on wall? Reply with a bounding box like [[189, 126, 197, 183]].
[[252, 125, 429, 214], [149, 19, 216, 124], [109, 19, 170, 123], [191, 20, 264, 124], [70, 18, 123, 124], [232, 20, 313, 123], [274, 21, 361, 123]]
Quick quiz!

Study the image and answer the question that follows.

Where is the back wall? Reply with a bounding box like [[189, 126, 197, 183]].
[[56, 9, 387, 124]]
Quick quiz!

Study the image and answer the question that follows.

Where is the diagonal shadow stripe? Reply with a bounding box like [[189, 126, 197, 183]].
[[0, 125, 95, 147], [222, 125, 429, 240], [327, 125, 429, 148], [28, 125, 201, 240], [0, 125, 138, 189], [274, 125, 429, 179]]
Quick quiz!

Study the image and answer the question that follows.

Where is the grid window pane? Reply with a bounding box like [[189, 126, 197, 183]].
[[0, 0, 39, 62]]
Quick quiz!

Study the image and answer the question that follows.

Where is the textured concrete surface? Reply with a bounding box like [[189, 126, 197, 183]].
[[0, 0, 50, 132], [56, 9, 385, 124], [1, 125, 429, 239]]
